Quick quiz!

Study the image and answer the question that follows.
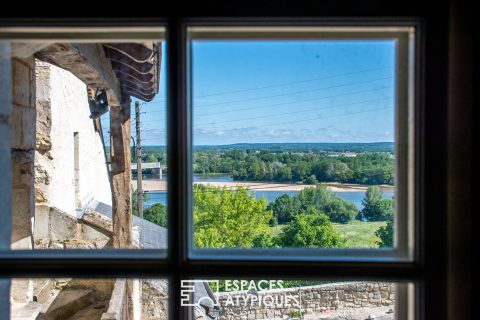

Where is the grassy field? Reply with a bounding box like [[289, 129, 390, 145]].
[[333, 220, 386, 248], [269, 224, 286, 236], [269, 220, 386, 248]]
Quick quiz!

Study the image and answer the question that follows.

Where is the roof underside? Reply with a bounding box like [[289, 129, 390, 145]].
[[103, 42, 160, 102], [35, 41, 161, 103]]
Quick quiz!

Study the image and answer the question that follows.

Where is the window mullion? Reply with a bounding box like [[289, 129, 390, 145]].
[[167, 17, 190, 320]]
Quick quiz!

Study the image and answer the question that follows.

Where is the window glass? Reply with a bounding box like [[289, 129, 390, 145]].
[[182, 279, 410, 320], [3, 32, 167, 251], [189, 28, 412, 255], [9, 278, 168, 320]]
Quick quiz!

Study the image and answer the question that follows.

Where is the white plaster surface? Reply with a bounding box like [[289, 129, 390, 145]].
[[36, 62, 111, 217]]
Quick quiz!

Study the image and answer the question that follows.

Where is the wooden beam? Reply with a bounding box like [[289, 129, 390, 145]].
[[36, 43, 122, 105], [101, 279, 128, 320], [110, 100, 132, 248]]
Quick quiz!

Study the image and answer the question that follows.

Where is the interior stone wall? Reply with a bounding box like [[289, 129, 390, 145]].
[[34, 61, 112, 218], [10, 56, 36, 250]]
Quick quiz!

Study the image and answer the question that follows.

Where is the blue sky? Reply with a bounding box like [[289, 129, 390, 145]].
[[103, 40, 395, 146]]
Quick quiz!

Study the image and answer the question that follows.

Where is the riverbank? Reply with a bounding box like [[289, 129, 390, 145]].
[[132, 179, 394, 193]]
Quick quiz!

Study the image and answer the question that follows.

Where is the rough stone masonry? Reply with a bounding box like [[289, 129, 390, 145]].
[[216, 282, 395, 320]]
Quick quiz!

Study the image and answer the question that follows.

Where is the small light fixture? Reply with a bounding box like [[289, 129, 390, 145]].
[[87, 86, 109, 119]]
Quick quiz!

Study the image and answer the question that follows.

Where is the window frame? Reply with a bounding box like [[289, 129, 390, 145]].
[[186, 24, 415, 262], [0, 15, 440, 320]]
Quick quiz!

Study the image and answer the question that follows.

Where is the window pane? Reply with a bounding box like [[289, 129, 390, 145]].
[[190, 28, 412, 256], [7, 278, 168, 319], [0, 29, 168, 251], [182, 279, 411, 320]]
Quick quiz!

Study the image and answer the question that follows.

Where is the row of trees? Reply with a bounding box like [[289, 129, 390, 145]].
[[132, 147, 167, 165], [267, 185, 358, 224], [133, 184, 394, 249], [135, 147, 394, 185], [194, 150, 394, 185], [267, 185, 394, 225]]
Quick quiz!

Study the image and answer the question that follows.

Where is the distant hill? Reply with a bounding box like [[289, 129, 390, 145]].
[[192, 142, 394, 153], [142, 142, 394, 153]]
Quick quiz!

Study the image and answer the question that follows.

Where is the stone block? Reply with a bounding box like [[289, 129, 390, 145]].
[[81, 209, 113, 234], [12, 58, 35, 108], [266, 309, 275, 318], [34, 163, 51, 185], [35, 187, 48, 204], [11, 188, 33, 248], [10, 105, 36, 149], [35, 100, 52, 152], [33, 205, 49, 240], [35, 61, 52, 101], [10, 279, 33, 303], [33, 279, 54, 304], [49, 241, 65, 249], [49, 207, 77, 241], [0, 43, 12, 120], [80, 223, 109, 242], [12, 151, 34, 188]]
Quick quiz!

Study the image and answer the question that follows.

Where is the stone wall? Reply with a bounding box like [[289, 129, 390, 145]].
[[141, 279, 168, 320], [10, 56, 36, 250], [35, 61, 112, 217], [33, 205, 110, 249], [8, 54, 37, 304], [216, 282, 395, 320]]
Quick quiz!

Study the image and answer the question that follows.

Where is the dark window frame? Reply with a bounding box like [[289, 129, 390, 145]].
[[0, 5, 452, 319]]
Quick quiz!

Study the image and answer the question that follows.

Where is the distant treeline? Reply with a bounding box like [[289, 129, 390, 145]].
[[140, 142, 393, 154], [194, 149, 394, 185], [194, 142, 393, 153], [138, 143, 394, 185]]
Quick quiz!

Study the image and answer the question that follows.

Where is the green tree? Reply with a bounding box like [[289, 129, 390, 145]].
[[292, 161, 308, 182], [303, 174, 318, 184], [132, 191, 149, 217], [375, 215, 394, 247], [323, 199, 358, 224], [363, 186, 383, 205], [143, 203, 167, 227], [266, 194, 295, 224], [276, 166, 292, 181], [360, 186, 391, 221], [193, 185, 273, 248], [252, 232, 276, 248], [291, 185, 357, 223], [146, 154, 158, 163], [275, 207, 345, 248], [374, 199, 394, 220]]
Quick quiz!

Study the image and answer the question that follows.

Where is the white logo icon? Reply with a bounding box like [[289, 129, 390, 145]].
[[180, 280, 220, 308]]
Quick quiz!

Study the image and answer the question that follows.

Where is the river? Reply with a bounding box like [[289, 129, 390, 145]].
[[143, 174, 394, 210]]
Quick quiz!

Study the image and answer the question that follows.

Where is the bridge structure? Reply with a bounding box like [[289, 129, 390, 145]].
[[131, 162, 166, 180]]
